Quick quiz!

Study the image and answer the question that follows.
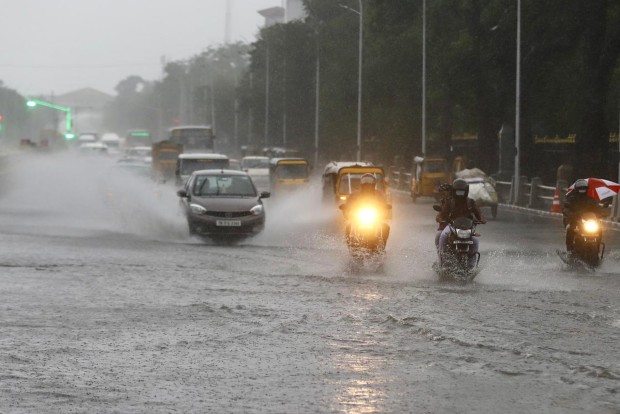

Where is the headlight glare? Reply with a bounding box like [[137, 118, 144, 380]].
[[582, 219, 599, 233], [250, 205, 264, 215], [357, 208, 378, 225]]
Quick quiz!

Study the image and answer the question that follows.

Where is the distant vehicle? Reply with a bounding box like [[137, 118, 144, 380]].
[[269, 158, 310, 194], [228, 159, 242, 171], [411, 157, 450, 202], [78, 132, 98, 144], [242, 156, 270, 192], [115, 159, 151, 179], [123, 146, 152, 163], [151, 142, 181, 182], [101, 133, 122, 156], [79, 142, 108, 155], [175, 153, 229, 186], [241, 156, 270, 170], [125, 130, 152, 148], [176, 169, 270, 240], [169, 126, 215, 153]]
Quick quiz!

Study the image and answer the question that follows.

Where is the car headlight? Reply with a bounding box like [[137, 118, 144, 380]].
[[582, 219, 599, 233], [250, 204, 264, 215], [356, 208, 379, 226], [190, 203, 207, 215], [456, 228, 472, 238]]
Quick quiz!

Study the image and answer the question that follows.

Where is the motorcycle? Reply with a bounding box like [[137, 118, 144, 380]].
[[340, 202, 391, 262], [433, 205, 481, 283], [558, 212, 605, 269]]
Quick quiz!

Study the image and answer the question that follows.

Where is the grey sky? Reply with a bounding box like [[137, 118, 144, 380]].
[[1, 0, 281, 96]]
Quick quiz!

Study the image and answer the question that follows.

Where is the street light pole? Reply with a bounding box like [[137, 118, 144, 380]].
[[26, 99, 74, 139], [514, 0, 521, 205], [422, 0, 427, 156], [341, 1, 364, 162], [356, 0, 363, 162], [314, 34, 321, 168], [264, 45, 270, 148]]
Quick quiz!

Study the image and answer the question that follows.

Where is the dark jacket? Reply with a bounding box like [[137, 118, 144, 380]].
[[436, 196, 484, 224], [562, 192, 603, 225]]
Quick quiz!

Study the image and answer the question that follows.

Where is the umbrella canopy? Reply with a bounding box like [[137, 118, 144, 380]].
[[567, 178, 620, 201]]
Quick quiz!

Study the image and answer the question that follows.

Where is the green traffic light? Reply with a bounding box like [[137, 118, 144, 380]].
[[64, 132, 75, 140], [26, 100, 37, 107]]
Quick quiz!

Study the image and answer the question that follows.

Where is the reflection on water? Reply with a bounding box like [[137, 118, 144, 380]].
[[331, 354, 386, 413], [330, 283, 387, 413]]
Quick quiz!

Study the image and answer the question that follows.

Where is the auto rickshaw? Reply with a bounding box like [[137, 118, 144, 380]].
[[321, 161, 373, 203], [333, 165, 388, 207], [269, 158, 310, 195], [410, 157, 450, 202]]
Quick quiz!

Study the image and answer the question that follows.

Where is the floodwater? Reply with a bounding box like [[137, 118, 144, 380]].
[[0, 153, 618, 413]]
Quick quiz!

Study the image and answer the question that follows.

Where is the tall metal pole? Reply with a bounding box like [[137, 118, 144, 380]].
[[422, 0, 427, 156], [314, 40, 321, 168], [264, 45, 270, 148], [356, 0, 363, 162], [248, 72, 254, 148], [514, 0, 521, 204]]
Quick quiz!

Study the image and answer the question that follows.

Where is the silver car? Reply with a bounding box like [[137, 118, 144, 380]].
[[177, 169, 270, 239]]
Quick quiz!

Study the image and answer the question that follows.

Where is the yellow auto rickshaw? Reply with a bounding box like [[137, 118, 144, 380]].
[[334, 165, 388, 207], [321, 161, 373, 203], [410, 157, 450, 202], [269, 158, 310, 194]]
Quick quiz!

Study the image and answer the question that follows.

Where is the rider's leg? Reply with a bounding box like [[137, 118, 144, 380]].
[[438, 226, 451, 264]]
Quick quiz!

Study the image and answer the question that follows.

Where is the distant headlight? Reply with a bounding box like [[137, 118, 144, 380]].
[[456, 228, 472, 238], [190, 203, 207, 215], [250, 205, 264, 215]]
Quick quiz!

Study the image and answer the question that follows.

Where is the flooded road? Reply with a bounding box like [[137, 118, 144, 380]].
[[0, 154, 618, 413]]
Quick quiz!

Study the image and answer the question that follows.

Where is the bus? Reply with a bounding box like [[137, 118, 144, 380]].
[[125, 129, 152, 148], [169, 125, 215, 152]]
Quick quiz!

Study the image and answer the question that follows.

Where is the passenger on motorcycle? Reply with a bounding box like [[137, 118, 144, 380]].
[[436, 179, 486, 261], [342, 173, 391, 244], [562, 179, 605, 254]]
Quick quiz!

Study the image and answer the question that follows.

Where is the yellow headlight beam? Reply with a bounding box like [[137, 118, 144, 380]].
[[357, 208, 378, 225], [583, 220, 599, 233]]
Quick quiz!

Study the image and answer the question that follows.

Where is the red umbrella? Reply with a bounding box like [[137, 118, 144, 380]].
[[567, 178, 620, 201]]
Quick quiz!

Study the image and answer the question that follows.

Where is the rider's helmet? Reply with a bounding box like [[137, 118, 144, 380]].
[[452, 178, 469, 198], [574, 179, 588, 196], [360, 173, 377, 192]]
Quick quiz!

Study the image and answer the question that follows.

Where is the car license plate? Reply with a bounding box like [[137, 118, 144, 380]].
[[216, 220, 242, 227]]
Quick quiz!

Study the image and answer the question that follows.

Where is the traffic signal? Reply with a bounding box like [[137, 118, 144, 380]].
[[0, 114, 4, 131], [64, 131, 75, 140]]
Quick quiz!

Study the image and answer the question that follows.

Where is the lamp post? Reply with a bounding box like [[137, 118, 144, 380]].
[[341, 1, 363, 161], [26, 99, 74, 139], [422, 0, 427, 156], [514, 0, 521, 205]]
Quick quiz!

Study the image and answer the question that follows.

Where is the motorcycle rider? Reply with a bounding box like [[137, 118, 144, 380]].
[[436, 178, 486, 264], [562, 179, 604, 254], [342, 173, 391, 244]]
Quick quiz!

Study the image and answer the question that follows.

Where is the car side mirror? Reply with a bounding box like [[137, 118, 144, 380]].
[[177, 189, 188, 198], [260, 191, 271, 199], [433, 205, 441, 212]]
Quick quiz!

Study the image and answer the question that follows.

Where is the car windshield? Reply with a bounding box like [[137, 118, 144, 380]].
[[275, 164, 308, 179], [242, 158, 269, 169], [193, 175, 256, 197], [181, 159, 229, 175], [338, 173, 385, 195]]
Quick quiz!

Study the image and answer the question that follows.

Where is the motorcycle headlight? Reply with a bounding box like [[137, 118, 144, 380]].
[[456, 229, 472, 238], [190, 203, 207, 215], [250, 204, 264, 215], [356, 208, 379, 225], [582, 219, 599, 233]]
